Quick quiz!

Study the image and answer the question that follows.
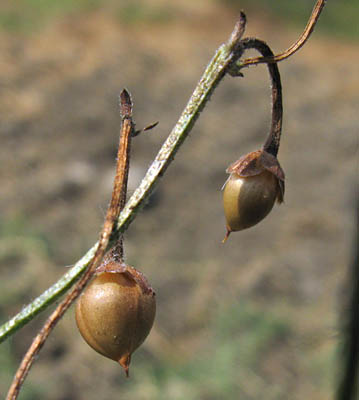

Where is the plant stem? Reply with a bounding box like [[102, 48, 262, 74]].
[[241, 0, 327, 67], [106, 89, 134, 262], [240, 38, 282, 157]]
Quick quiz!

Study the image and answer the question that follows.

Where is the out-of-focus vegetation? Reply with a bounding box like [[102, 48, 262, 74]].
[[0, 0, 173, 33], [0, 0, 100, 32], [222, 0, 359, 40], [115, 303, 293, 400], [0, 217, 52, 398], [0, 0, 358, 39]]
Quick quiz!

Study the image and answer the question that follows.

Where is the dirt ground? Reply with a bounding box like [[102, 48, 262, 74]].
[[0, 2, 358, 399]]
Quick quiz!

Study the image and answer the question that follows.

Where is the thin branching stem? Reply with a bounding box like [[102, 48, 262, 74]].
[[241, 0, 326, 67]]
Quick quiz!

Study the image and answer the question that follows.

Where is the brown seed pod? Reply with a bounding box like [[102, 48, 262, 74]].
[[75, 261, 156, 377], [222, 150, 285, 241]]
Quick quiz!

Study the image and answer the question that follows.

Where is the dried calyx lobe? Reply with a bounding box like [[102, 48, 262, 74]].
[[75, 260, 156, 377]]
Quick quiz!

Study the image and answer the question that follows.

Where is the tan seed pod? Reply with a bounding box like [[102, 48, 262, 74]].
[[223, 170, 278, 229], [222, 150, 285, 241], [75, 262, 156, 376]]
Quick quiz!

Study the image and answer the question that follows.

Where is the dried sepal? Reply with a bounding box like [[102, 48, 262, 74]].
[[95, 261, 154, 295], [227, 150, 284, 180], [226, 150, 264, 176]]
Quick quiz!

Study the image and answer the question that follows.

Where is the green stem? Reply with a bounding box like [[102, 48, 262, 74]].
[[0, 14, 247, 344], [0, 246, 96, 343]]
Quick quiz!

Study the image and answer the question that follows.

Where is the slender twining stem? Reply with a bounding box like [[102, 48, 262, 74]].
[[240, 38, 282, 157], [6, 90, 135, 400], [241, 0, 326, 67]]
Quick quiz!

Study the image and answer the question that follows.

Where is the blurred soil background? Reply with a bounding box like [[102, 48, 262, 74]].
[[0, 0, 358, 399]]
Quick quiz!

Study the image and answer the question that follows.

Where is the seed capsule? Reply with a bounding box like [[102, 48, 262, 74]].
[[222, 150, 285, 241], [75, 262, 156, 376]]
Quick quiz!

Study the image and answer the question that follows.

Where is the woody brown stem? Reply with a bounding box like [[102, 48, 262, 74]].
[[109, 89, 134, 261], [6, 89, 135, 400], [240, 38, 282, 157]]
